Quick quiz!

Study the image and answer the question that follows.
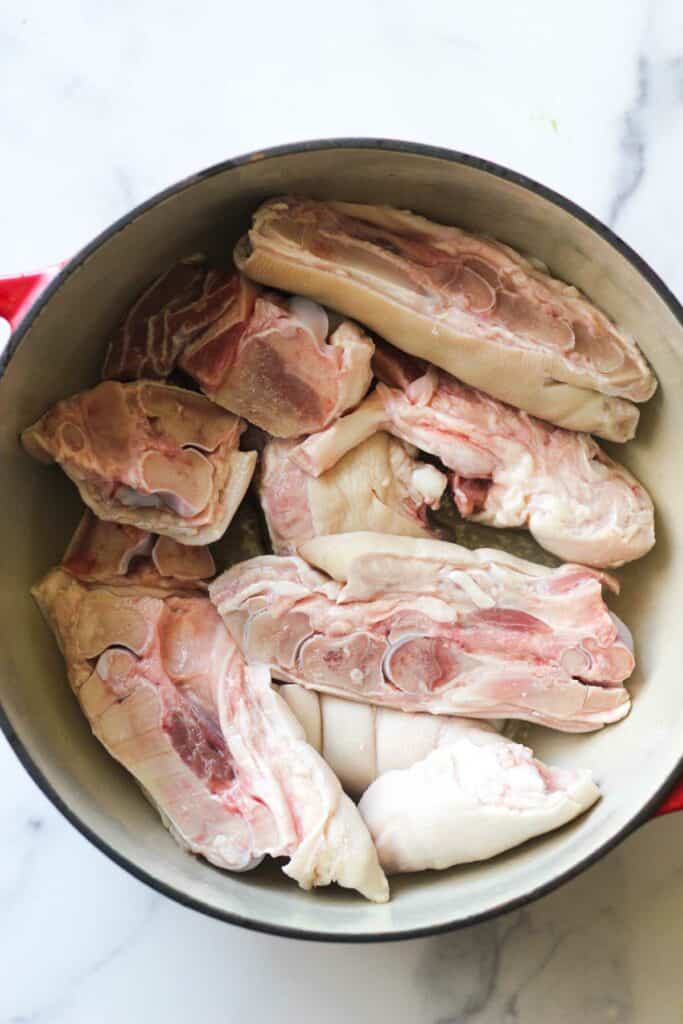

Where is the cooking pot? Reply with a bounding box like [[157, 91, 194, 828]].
[[1, 139, 682, 941]]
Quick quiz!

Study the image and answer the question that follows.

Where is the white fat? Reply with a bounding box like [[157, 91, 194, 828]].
[[446, 570, 496, 609], [411, 464, 447, 506], [288, 296, 329, 344], [359, 739, 600, 874]]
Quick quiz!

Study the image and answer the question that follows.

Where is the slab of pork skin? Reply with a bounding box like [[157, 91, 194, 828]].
[[32, 567, 388, 902], [21, 381, 257, 546], [259, 433, 446, 554], [291, 343, 655, 568], [210, 533, 633, 733], [358, 733, 599, 873], [237, 197, 656, 441]]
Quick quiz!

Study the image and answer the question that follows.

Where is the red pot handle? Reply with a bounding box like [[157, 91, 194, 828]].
[[654, 778, 683, 817], [1, 263, 683, 819], [0, 266, 62, 335]]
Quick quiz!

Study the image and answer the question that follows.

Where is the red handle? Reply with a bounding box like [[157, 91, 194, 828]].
[[0, 266, 62, 334], [654, 777, 683, 817]]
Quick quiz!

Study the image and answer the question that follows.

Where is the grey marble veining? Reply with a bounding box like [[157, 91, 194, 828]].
[[2, 1, 683, 1022]]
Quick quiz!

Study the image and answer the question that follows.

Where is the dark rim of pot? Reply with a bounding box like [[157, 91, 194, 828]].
[[2, 137, 682, 942]]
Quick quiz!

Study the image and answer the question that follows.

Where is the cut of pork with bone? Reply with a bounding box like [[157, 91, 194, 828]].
[[103, 252, 375, 437], [22, 381, 257, 545], [179, 287, 374, 436], [236, 197, 656, 441], [292, 344, 655, 568], [259, 433, 446, 554], [359, 734, 599, 874], [210, 533, 633, 733], [103, 256, 242, 380], [62, 510, 215, 591], [32, 568, 388, 901]]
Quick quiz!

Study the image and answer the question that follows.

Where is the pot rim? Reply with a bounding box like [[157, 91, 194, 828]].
[[3, 136, 682, 942]]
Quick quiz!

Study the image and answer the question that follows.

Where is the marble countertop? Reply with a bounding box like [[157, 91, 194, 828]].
[[2, 1, 683, 1020]]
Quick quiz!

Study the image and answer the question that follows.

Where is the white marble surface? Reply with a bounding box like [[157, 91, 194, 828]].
[[2, 0, 683, 1020]]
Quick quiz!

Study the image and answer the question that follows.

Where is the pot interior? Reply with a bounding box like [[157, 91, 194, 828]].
[[1, 143, 680, 939]]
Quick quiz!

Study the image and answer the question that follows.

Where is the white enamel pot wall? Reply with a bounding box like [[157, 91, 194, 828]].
[[1, 140, 682, 942]]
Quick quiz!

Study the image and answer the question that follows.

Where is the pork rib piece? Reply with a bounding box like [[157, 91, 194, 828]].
[[103, 257, 243, 380], [33, 568, 388, 902], [179, 285, 374, 437], [292, 343, 655, 568], [236, 197, 656, 441], [259, 433, 446, 554], [62, 509, 215, 591], [359, 733, 599, 874], [22, 381, 257, 545], [210, 533, 633, 733]]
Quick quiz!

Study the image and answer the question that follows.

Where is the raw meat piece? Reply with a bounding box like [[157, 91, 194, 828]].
[[292, 343, 655, 567], [179, 287, 374, 436], [279, 686, 599, 867], [259, 433, 446, 554], [236, 197, 656, 441], [359, 734, 599, 873], [22, 381, 257, 545], [103, 257, 245, 380], [210, 533, 633, 733], [278, 685, 498, 796], [33, 568, 388, 902], [62, 510, 215, 591]]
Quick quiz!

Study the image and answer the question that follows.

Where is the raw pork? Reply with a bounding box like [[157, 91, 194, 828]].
[[259, 433, 446, 554], [33, 567, 388, 902], [103, 256, 241, 380], [236, 197, 656, 441], [62, 509, 215, 591], [22, 381, 257, 545], [292, 343, 655, 567], [210, 533, 633, 732], [359, 733, 599, 873], [179, 287, 374, 436]]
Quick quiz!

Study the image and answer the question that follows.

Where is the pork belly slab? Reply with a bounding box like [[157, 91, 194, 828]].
[[259, 433, 446, 554], [236, 197, 656, 442], [102, 254, 374, 437], [22, 381, 257, 545], [210, 533, 633, 733], [33, 568, 388, 902], [292, 343, 655, 567]]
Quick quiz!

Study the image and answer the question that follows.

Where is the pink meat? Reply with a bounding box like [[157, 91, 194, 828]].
[[258, 434, 446, 554], [21, 381, 257, 545], [292, 343, 655, 568], [32, 567, 388, 901], [239, 197, 656, 439], [103, 258, 251, 381], [210, 544, 632, 733], [180, 290, 374, 436], [61, 510, 215, 591]]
